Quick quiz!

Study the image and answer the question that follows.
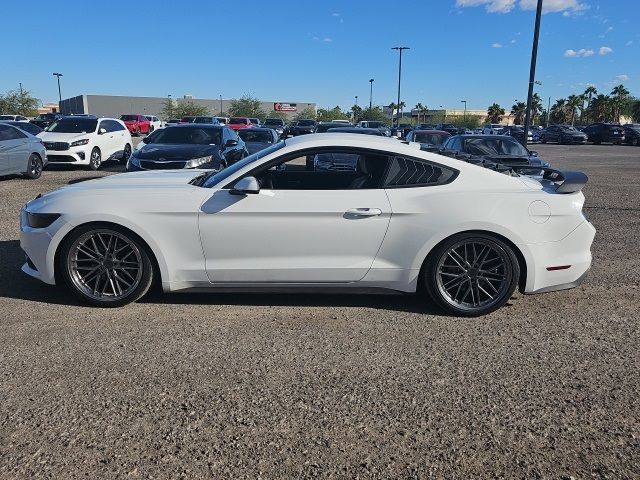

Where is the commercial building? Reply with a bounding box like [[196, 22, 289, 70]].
[[59, 94, 316, 120]]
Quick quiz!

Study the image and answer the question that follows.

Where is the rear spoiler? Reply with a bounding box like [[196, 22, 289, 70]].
[[540, 168, 588, 194]]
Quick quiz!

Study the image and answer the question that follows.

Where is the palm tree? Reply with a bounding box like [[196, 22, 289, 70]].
[[583, 85, 597, 124], [610, 84, 630, 122], [566, 95, 582, 125], [388, 102, 397, 123], [510, 101, 527, 125], [487, 103, 505, 124], [398, 101, 406, 122], [590, 94, 614, 122], [531, 93, 543, 124], [551, 98, 568, 124], [414, 103, 425, 123]]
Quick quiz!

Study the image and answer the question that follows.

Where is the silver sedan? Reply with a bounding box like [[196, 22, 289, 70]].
[[0, 123, 47, 178]]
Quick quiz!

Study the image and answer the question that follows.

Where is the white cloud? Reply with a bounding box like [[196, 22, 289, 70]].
[[626, 40, 633, 46], [331, 12, 340, 16], [457, 0, 588, 14], [599, 46, 613, 55], [615, 74, 629, 82], [323, 37, 333, 43], [492, 42, 503, 48], [564, 48, 594, 57]]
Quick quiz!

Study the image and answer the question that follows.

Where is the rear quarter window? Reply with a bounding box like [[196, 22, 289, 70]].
[[384, 156, 457, 188]]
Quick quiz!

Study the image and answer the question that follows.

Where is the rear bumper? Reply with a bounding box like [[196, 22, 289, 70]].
[[523, 220, 596, 294]]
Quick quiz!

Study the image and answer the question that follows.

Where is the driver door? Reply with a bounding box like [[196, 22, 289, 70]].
[[198, 149, 393, 284]]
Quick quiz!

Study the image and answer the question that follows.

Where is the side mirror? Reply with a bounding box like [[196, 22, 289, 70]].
[[98, 128, 107, 135], [225, 139, 238, 147], [530, 150, 538, 157], [230, 176, 260, 195]]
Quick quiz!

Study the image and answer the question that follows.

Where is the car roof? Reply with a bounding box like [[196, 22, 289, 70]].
[[238, 127, 275, 132], [326, 127, 382, 134], [411, 129, 450, 134], [169, 124, 224, 129]]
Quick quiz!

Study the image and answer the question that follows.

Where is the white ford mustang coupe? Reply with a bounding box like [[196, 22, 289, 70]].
[[20, 134, 595, 316]]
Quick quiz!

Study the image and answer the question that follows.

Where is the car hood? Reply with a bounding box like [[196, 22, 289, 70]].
[[37, 132, 93, 141], [135, 143, 217, 159]]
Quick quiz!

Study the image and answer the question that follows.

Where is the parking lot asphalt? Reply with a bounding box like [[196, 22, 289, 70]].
[[0, 143, 638, 479]]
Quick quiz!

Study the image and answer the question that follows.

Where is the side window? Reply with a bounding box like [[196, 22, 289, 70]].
[[250, 148, 391, 190], [384, 156, 457, 188], [98, 121, 110, 133], [449, 137, 462, 151]]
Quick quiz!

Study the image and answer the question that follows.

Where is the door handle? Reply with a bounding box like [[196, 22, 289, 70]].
[[345, 208, 382, 217]]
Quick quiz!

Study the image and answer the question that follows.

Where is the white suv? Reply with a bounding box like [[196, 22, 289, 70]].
[[145, 115, 163, 131], [482, 124, 504, 135], [38, 116, 132, 170]]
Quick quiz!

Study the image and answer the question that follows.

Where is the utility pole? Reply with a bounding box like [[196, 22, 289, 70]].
[[461, 100, 467, 121], [547, 96, 551, 128], [219, 94, 223, 115], [392, 47, 409, 127], [523, 0, 543, 146], [53, 73, 63, 112], [369, 78, 374, 110]]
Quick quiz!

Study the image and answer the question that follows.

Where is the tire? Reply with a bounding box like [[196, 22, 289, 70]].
[[58, 224, 154, 307], [559, 135, 565, 145], [88, 147, 101, 170], [23, 153, 43, 179], [541, 135, 547, 144], [149, 125, 154, 133], [121, 143, 132, 164], [633, 138, 639, 147], [422, 232, 520, 317]]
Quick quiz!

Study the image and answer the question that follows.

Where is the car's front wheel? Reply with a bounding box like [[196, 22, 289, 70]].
[[59, 225, 154, 307], [422, 233, 520, 317], [88, 147, 101, 170], [121, 143, 131, 164], [24, 153, 43, 179]]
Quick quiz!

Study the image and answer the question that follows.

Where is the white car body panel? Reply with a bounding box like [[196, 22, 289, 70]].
[[20, 133, 595, 300], [0, 125, 47, 175]]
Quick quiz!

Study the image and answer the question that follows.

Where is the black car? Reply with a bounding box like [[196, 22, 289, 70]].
[[326, 127, 384, 136], [500, 126, 533, 144], [263, 118, 286, 138], [291, 119, 317, 136], [405, 129, 451, 152], [0, 120, 43, 136], [126, 124, 247, 172], [439, 135, 549, 173], [583, 123, 625, 145], [622, 124, 640, 146], [192, 116, 221, 125], [541, 125, 588, 144], [434, 123, 460, 135], [237, 128, 280, 155], [30, 113, 63, 129], [314, 122, 342, 133]]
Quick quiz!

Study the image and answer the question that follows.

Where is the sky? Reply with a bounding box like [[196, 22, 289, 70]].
[[2, 0, 638, 112]]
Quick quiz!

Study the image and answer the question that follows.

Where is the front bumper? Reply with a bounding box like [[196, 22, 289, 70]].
[[523, 220, 596, 294], [46, 146, 90, 165]]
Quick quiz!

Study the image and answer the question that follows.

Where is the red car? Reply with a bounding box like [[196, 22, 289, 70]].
[[228, 117, 253, 131], [120, 114, 151, 136]]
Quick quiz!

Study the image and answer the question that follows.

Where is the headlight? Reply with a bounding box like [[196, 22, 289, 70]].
[[70, 139, 90, 147], [186, 155, 213, 168], [27, 212, 60, 228]]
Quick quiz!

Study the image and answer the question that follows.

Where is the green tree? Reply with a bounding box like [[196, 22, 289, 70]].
[[486, 103, 505, 124], [316, 106, 350, 122], [293, 106, 317, 121], [359, 106, 390, 124], [550, 98, 568, 124], [175, 101, 210, 118], [566, 94, 583, 125], [610, 84, 630, 123], [0, 88, 41, 116], [228, 94, 266, 119], [414, 102, 429, 123], [531, 93, 543, 124], [589, 94, 614, 122], [629, 99, 640, 122], [159, 98, 176, 120], [388, 103, 397, 123], [265, 110, 289, 121], [510, 101, 527, 125], [582, 85, 598, 124], [351, 104, 363, 122]]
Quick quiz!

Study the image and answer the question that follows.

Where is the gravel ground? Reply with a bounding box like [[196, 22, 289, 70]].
[[0, 143, 638, 479]]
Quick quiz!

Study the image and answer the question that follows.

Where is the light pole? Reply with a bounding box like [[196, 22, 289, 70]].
[[392, 47, 409, 127], [219, 94, 223, 115], [522, 0, 543, 145], [547, 96, 551, 128], [53, 73, 63, 112], [354, 96, 358, 122], [355, 95, 358, 108], [461, 100, 467, 121], [368, 78, 374, 110]]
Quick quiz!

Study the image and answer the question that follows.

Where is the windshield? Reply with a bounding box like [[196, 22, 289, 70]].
[[229, 118, 247, 124], [560, 126, 577, 131], [366, 122, 385, 128], [413, 132, 449, 145], [181, 116, 195, 122], [46, 118, 97, 133], [238, 130, 274, 143], [152, 126, 221, 145], [464, 137, 529, 156], [264, 119, 284, 126], [298, 120, 315, 126], [194, 117, 214, 123], [202, 141, 286, 188], [120, 115, 138, 121]]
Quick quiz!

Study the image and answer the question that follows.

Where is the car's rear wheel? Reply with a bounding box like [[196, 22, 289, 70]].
[[541, 135, 546, 144], [633, 138, 639, 146], [60, 225, 154, 307], [121, 143, 131, 163], [423, 233, 520, 317], [24, 153, 43, 179], [88, 147, 101, 170]]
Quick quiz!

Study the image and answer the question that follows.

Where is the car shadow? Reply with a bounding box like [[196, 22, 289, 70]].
[[0, 239, 442, 314]]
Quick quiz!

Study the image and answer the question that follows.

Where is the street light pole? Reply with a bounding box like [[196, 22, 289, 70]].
[[53, 73, 63, 113], [547, 96, 551, 128], [523, 0, 543, 146], [368, 78, 374, 110], [392, 47, 409, 127], [461, 100, 467, 121], [219, 94, 223, 115]]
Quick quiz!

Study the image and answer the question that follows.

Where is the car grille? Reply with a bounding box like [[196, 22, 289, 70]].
[[140, 160, 186, 170], [43, 141, 69, 151], [47, 155, 77, 162]]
